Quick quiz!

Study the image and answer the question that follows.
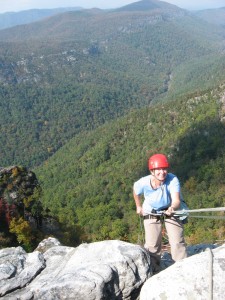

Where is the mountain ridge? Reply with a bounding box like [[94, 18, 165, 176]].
[[0, 5, 225, 168], [1, 0, 225, 32], [0, 0, 183, 30], [115, 0, 183, 12], [0, 7, 84, 30], [194, 6, 225, 26]]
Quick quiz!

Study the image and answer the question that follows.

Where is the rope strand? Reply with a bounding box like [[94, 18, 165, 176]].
[[174, 207, 225, 214], [188, 215, 225, 220], [207, 248, 214, 300]]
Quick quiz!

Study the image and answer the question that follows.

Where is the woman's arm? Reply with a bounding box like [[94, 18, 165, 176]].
[[133, 190, 143, 215], [165, 191, 181, 215]]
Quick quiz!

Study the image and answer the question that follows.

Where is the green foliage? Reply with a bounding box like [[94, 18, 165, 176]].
[[9, 217, 33, 251], [162, 54, 225, 102], [36, 84, 225, 245], [0, 10, 224, 168], [1, 8, 225, 247]]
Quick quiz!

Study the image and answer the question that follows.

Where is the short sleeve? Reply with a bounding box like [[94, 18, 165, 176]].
[[133, 175, 150, 195], [167, 174, 180, 193], [133, 179, 143, 195]]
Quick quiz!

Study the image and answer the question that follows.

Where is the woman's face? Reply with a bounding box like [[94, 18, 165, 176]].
[[151, 168, 168, 181]]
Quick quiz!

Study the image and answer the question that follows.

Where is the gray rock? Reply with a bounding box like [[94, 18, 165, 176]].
[[35, 237, 62, 253], [1, 239, 152, 299], [0, 246, 45, 297], [140, 244, 225, 300], [160, 243, 219, 270], [2, 238, 223, 300]]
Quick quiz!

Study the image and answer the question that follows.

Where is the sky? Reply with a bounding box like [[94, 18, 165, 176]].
[[0, 0, 225, 14]]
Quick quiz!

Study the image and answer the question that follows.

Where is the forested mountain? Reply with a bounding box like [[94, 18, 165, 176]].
[[115, 0, 180, 11], [0, 0, 225, 249], [35, 84, 225, 245], [195, 7, 225, 27], [0, 7, 83, 30], [0, 0, 225, 168]]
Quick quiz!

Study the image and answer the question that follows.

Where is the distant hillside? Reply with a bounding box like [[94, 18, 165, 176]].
[[35, 83, 225, 245], [0, 3, 188, 42], [0, 7, 83, 30], [0, 3, 225, 168], [195, 7, 225, 27], [115, 0, 181, 12]]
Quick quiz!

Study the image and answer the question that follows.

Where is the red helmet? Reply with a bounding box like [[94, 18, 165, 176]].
[[148, 154, 169, 170]]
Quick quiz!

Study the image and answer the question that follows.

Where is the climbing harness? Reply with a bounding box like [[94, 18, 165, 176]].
[[138, 207, 224, 299], [138, 206, 225, 247]]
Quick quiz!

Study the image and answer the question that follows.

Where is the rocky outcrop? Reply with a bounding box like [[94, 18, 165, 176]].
[[0, 238, 152, 299], [0, 238, 224, 299], [0, 165, 42, 231], [0, 247, 45, 297], [140, 244, 225, 300]]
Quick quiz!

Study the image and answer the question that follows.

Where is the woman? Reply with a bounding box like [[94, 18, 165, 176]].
[[133, 153, 187, 271]]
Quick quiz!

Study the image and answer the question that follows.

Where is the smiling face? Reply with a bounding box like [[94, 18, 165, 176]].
[[151, 167, 168, 182]]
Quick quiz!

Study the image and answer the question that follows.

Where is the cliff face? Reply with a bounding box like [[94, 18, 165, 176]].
[[0, 237, 224, 299], [0, 166, 42, 249]]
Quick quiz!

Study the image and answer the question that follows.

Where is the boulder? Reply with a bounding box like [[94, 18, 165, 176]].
[[140, 244, 225, 300], [35, 236, 62, 253], [0, 239, 152, 299], [0, 246, 45, 297], [1, 237, 224, 300]]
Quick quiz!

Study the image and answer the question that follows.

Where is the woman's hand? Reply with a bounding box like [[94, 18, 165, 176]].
[[165, 206, 174, 216], [136, 206, 143, 215]]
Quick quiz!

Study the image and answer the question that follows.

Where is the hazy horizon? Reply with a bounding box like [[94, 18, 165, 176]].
[[0, 0, 224, 14]]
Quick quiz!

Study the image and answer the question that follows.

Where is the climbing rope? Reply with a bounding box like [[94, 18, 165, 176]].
[[188, 215, 225, 220], [170, 207, 225, 221], [207, 248, 214, 300], [174, 207, 225, 214]]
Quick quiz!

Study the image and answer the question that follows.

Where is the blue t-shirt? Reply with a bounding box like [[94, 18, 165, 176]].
[[133, 173, 180, 214]]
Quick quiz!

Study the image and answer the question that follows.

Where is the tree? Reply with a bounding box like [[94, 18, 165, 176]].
[[9, 217, 33, 251]]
